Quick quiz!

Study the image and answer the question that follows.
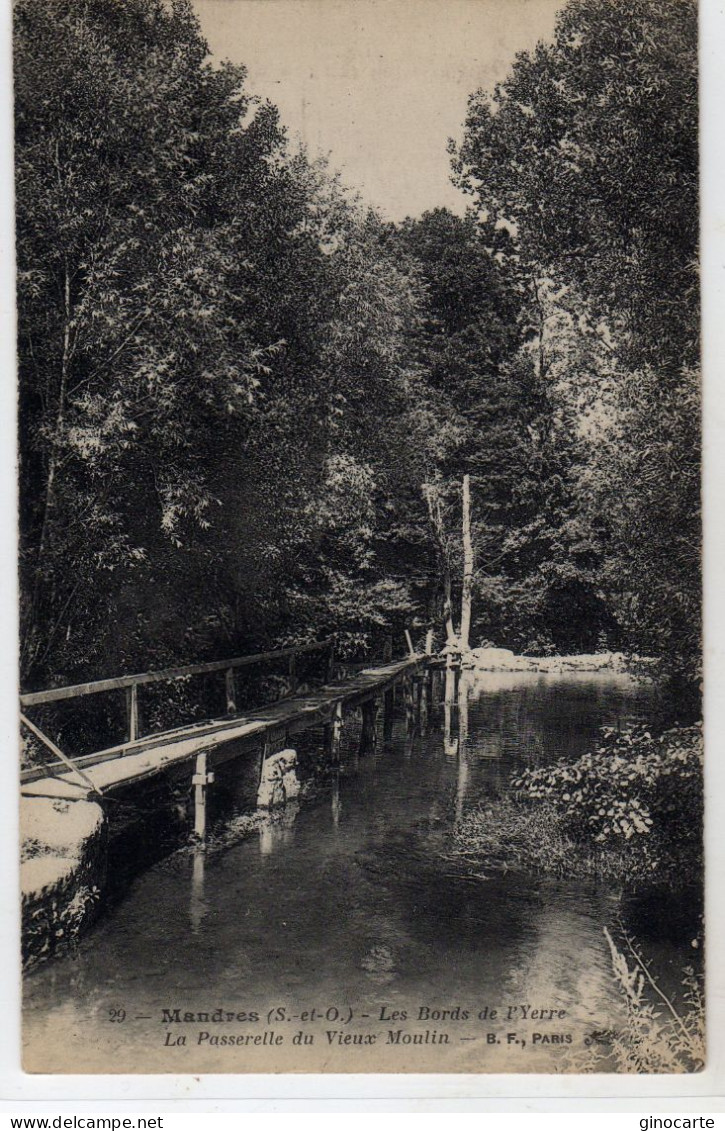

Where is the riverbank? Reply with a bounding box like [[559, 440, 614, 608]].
[[442, 712, 705, 1075], [461, 648, 656, 675], [24, 667, 699, 1074], [21, 797, 107, 969], [21, 752, 318, 970], [447, 722, 703, 888]]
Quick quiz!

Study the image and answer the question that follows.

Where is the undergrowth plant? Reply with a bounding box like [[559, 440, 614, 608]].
[[601, 927, 705, 1073], [511, 724, 703, 877], [562, 928, 705, 1074]]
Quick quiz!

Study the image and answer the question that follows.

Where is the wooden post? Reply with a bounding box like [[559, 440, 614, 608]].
[[193, 751, 214, 839], [419, 674, 429, 735], [445, 651, 458, 705], [405, 629, 415, 657], [460, 474, 474, 651], [325, 701, 344, 764], [436, 665, 446, 704], [259, 738, 269, 788], [333, 702, 343, 762], [126, 683, 139, 743], [426, 657, 434, 701], [405, 676, 416, 733], [359, 699, 378, 754], [258, 727, 288, 788], [225, 667, 237, 715], [327, 643, 336, 683], [425, 629, 434, 655], [383, 686, 395, 741], [288, 652, 298, 695]]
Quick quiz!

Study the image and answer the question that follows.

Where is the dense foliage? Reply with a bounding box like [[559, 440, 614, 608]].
[[452, 0, 700, 694], [16, 0, 440, 686], [17, 0, 700, 718], [449, 723, 702, 889], [513, 724, 703, 867], [392, 215, 617, 654]]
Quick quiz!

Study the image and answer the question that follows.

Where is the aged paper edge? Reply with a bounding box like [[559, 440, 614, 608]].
[[0, 0, 724, 1108]]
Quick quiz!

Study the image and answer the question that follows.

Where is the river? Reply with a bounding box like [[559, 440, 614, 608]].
[[23, 669, 700, 1074]]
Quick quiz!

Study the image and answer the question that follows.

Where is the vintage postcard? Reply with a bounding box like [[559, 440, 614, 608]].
[[14, 0, 708, 1080]]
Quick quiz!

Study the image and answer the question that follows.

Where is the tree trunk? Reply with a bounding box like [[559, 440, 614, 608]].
[[23, 258, 74, 675], [460, 474, 473, 651], [424, 483, 456, 645]]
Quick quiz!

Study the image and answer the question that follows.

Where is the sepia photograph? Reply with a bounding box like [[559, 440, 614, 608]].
[[15, 0, 704, 1077]]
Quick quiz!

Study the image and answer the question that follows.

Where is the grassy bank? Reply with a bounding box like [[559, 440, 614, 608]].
[[447, 724, 703, 888], [446, 722, 705, 1073], [447, 794, 637, 882]]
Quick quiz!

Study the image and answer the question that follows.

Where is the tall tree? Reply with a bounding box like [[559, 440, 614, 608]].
[[16, 0, 303, 679], [452, 0, 700, 687], [395, 209, 613, 654], [16, 0, 447, 686]]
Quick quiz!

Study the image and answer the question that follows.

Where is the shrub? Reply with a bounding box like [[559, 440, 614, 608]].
[[511, 725, 703, 864], [603, 927, 705, 1073], [448, 794, 583, 878], [563, 928, 705, 1074]]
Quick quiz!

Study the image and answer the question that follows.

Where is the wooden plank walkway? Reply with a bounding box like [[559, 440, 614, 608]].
[[22, 654, 428, 802]]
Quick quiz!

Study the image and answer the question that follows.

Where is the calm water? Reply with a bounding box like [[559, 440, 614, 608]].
[[23, 670, 698, 1074]]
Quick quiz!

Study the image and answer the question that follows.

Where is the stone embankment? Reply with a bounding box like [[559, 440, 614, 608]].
[[22, 747, 305, 968], [21, 796, 107, 969]]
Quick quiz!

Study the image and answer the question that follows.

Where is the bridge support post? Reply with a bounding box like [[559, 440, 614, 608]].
[[444, 652, 459, 706], [419, 674, 429, 735], [325, 701, 344, 764], [259, 727, 290, 786], [192, 752, 214, 840], [259, 738, 269, 787], [225, 668, 237, 715], [383, 686, 394, 741], [426, 663, 434, 711], [125, 683, 139, 744], [404, 676, 416, 734], [359, 699, 378, 755]]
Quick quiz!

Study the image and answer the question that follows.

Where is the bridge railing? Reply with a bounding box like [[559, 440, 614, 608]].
[[20, 640, 334, 781]]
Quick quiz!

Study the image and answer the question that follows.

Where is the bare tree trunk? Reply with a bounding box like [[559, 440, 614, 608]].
[[459, 473, 474, 652], [423, 483, 456, 645]]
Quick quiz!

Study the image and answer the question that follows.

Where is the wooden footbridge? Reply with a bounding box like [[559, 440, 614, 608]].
[[20, 636, 442, 837]]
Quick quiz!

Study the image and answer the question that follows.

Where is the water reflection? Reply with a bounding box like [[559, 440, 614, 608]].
[[443, 700, 458, 757], [258, 800, 300, 855], [189, 848, 207, 933], [458, 675, 470, 748], [331, 772, 342, 828], [455, 749, 469, 824], [25, 668, 685, 1075]]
